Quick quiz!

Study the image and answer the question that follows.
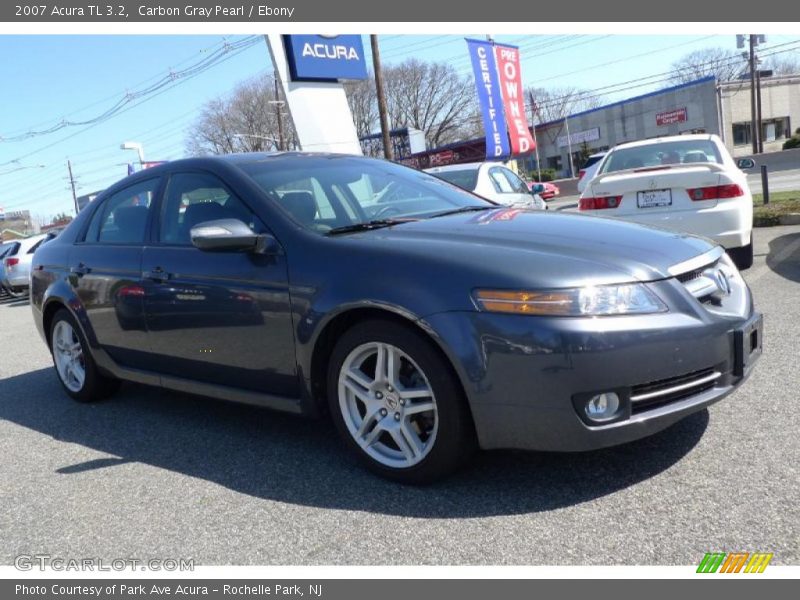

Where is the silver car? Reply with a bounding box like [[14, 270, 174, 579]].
[[2, 232, 58, 297]]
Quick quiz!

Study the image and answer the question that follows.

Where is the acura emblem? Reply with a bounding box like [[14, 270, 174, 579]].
[[713, 269, 731, 296]]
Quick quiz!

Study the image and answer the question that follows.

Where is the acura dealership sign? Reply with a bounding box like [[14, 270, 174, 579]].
[[284, 35, 369, 81]]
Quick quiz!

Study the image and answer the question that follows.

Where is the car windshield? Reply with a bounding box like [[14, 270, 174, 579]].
[[238, 156, 491, 234], [428, 167, 479, 191], [599, 140, 723, 174]]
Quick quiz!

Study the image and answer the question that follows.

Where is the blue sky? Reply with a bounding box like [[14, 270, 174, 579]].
[[1, 33, 798, 220]]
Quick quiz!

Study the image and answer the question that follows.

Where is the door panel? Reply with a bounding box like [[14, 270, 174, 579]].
[[141, 247, 298, 396], [69, 245, 149, 366], [68, 177, 160, 368], [142, 170, 298, 397]]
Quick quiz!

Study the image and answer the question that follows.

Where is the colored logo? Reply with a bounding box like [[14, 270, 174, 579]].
[[284, 35, 368, 82], [697, 552, 773, 573]]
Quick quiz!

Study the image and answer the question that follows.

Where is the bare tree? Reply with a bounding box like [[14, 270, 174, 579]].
[[669, 47, 745, 85], [383, 59, 475, 148], [343, 77, 379, 140], [766, 53, 800, 76], [526, 86, 605, 124], [186, 75, 286, 156]]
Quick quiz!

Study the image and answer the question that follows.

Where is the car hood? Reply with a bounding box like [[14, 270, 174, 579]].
[[346, 209, 717, 288]]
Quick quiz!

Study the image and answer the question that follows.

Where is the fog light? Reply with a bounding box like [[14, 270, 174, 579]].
[[585, 392, 620, 422]]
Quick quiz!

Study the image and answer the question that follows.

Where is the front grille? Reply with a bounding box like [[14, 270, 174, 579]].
[[676, 267, 706, 283], [630, 367, 720, 414]]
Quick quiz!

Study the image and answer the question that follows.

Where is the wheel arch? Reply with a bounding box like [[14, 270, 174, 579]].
[[307, 307, 474, 428]]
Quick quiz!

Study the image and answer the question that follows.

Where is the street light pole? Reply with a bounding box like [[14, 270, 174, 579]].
[[120, 141, 145, 169]]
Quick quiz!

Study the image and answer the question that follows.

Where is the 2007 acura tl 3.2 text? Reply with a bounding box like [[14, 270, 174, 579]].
[[30, 153, 762, 483]]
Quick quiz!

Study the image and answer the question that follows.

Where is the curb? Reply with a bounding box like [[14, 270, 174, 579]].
[[779, 213, 800, 226]]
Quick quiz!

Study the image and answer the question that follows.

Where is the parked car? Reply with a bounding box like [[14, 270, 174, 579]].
[[425, 162, 547, 210], [2, 232, 56, 297], [530, 181, 560, 200], [31, 153, 762, 483], [0, 241, 20, 297], [576, 151, 607, 193], [578, 135, 755, 269]]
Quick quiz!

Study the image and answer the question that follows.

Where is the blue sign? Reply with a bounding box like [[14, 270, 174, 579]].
[[466, 38, 510, 160], [285, 35, 369, 82]]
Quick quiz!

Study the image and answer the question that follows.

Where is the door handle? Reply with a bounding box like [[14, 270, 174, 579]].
[[145, 267, 170, 282], [70, 263, 90, 276]]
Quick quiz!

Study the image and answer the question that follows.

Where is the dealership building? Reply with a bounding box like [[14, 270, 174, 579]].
[[404, 74, 800, 177], [525, 74, 800, 177]]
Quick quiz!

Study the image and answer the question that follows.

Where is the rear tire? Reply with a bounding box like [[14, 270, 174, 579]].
[[327, 319, 476, 484], [49, 309, 120, 402], [728, 239, 753, 271]]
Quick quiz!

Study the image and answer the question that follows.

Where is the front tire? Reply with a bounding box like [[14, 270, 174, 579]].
[[49, 309, 120, 402], [327, 320, 475, 484]]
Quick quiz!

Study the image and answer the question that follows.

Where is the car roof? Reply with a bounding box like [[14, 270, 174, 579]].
[[609, 134, 718, 151]]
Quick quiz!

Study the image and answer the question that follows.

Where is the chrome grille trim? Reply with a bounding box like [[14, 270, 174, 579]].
[[631, 370, 722, 403], [668, 246, 725, 277]]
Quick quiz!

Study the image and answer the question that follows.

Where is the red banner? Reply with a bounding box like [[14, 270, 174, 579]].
[[494, 44, 535, 155], [656, 108, 688, 127]]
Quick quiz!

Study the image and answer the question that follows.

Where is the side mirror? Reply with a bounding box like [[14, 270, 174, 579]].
[[737, 158, 756, 170], [531, 183, 545, 194], [190, 219, 278, 254]]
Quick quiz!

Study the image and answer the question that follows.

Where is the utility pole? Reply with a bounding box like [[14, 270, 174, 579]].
[[371, 34, 393, 161], [756, 67, 764, 153], [748, 34, 759, 154], [273, 72, 285, 151], [564, 116, 575, 179], [529, 91, 542, 182], [66, 159, 79, 215]]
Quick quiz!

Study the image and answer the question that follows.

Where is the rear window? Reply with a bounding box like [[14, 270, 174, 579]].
[[582, 154, 605, 169], [1, 242, 20, 258], [430, 168, 479, 192], [600, 140, 722, 174]]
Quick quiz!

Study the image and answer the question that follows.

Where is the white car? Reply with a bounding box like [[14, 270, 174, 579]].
[[576, 151, 607, 193], [425, 162, 546, 210], [578, 134, 755, 269]]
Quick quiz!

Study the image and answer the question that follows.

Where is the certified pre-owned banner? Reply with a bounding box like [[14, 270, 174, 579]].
[[495, 43, 535, 155], [466, 38, 510, 160]]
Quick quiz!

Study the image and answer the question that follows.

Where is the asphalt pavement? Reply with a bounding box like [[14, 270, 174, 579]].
[[1, 226, 799, 565]]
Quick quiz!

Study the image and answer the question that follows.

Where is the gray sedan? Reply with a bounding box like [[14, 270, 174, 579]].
[[30, 153, 762, 483]]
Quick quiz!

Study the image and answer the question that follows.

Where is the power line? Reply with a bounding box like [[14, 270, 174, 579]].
[[0, 36, 261, 145], [0, 38, 260, 168]]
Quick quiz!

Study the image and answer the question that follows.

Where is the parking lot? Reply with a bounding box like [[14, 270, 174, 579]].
[[1, 224, 799, 566]]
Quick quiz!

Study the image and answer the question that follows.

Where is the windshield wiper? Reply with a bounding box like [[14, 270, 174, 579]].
[[326, 218, 417, 236], [428, 205, 497, 219]]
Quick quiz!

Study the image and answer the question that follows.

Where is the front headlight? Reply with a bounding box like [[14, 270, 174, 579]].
[[474, 283, 667, 316]]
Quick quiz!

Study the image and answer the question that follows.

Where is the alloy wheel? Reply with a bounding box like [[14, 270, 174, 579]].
[[338, 342, 438, 468], [53, 320, 86, 392]]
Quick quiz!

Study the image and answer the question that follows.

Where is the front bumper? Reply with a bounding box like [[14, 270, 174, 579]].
[[423, 295, 762, 452]]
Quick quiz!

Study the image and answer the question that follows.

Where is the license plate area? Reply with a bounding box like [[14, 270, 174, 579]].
[[734, 313, 763, 377], [637, 189, 672, 208]]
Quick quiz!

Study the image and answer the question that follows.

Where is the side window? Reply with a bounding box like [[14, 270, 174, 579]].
[[501, 168, 530, 194], [84, 178, 160, 244], [159, 172, 258, 245], [488, 168, 514, 193]]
